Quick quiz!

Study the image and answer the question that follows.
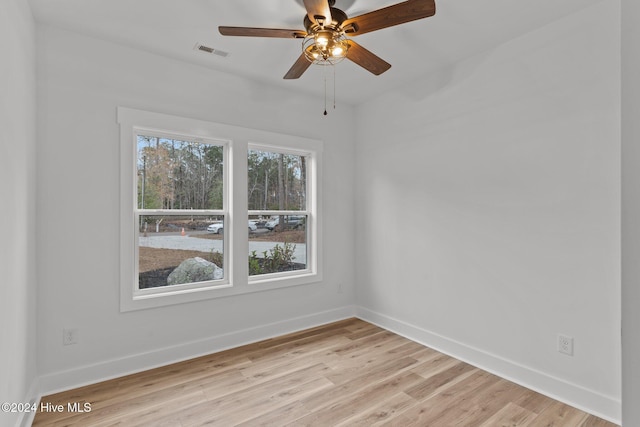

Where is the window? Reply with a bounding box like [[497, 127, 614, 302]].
[[118, 108, 322, 311], [136, 134, 227, 291], [248, 148, 311, 279]]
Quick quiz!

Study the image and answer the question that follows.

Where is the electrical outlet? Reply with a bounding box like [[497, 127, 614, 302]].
[[63, 328, 79, 346], [558, 334, 573, 356]]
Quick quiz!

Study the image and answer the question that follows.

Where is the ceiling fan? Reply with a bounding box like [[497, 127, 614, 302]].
[[218, 0, 436, 79]]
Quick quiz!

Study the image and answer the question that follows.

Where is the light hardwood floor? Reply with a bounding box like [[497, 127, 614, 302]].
[[33, 318, 618, 426]]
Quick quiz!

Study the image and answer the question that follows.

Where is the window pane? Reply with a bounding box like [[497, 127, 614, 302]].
[[247, 149, 307, 211], [248, 215, 307, 276], [138, 215, 224, 289], [137, 136, 223, 210]]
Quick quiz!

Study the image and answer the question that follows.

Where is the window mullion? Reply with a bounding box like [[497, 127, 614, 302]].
[[136, 209, 225, 216], [248, 210, 310, 216], [231, 140, 249, 286]]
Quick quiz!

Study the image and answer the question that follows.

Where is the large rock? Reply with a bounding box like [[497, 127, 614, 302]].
[[167, 257, 223, 285]]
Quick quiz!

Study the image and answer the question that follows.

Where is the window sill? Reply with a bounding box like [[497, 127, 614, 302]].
[[120, 271, 323, 312]]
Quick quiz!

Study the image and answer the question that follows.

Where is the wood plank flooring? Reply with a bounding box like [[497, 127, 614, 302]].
[[32, 318, 618, 426]]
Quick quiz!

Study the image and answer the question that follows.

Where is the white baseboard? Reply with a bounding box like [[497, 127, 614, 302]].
[[33, 305, 621, 425], [355, 306, 621, 425], [38, 306, 355, 397], [16, 378, 40, 427]]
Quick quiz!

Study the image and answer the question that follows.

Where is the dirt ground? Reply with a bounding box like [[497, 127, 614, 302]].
[[195, 229, 306, 244], [139, 247, 213, 273]]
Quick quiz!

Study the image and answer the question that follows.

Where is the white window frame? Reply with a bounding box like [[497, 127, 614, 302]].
[[118, 107, 323, 311], [247, 144, 319, 284], [133, 130, 230, 294]]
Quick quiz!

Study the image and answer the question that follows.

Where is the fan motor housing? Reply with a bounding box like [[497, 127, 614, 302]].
[[304, 7, 348, 33]]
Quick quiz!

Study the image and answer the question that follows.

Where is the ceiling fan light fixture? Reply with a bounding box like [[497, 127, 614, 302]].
[[317, 35, 329, 47], [303, 31, 349, 65]]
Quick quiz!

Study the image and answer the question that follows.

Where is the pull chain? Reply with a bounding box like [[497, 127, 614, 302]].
[[323, 65, 328, 116], [322, 65, 338, 116], [333, 65, 336, 110]]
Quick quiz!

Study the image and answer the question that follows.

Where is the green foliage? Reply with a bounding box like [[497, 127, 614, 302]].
[[137, 135, 224, 210], [248, 251, 262, 276], [247, 149, 307, 211], [210, 243, 298, 276], [248, 242, 297, 275], [208, 250, 224, 268], [267, 243, 296, 270]]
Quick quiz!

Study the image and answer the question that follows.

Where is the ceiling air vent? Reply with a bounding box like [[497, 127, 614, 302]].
[[194, 43, 229, 58]]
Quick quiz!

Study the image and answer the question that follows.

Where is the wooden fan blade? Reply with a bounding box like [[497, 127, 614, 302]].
[[343, 0, 435, 36], [219, 26, 306, 39], [284, 53, 312, 79], [345, 40, 391, 75], [303, 0, 332, 26]]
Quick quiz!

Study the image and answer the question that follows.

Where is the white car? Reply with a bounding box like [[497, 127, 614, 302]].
[[207, 221, 257, 234]]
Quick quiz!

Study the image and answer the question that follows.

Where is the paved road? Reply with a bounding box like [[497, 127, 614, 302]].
[[139, 233, 307, 264]]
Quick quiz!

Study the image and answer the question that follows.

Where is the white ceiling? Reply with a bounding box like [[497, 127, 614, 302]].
[[28, 0, 603, 105]]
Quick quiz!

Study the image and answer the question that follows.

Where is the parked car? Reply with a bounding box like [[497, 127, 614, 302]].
[[207, 221, 258, 234], [265, 215, 305, 231], [206, 223, 224, 234]]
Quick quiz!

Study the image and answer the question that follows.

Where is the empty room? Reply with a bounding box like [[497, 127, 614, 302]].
[[2, 0, 639, 426]]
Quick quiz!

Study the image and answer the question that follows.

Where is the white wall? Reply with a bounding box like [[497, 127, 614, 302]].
[[35, 25, 356, 392], [0, 0, 38, 426], [621, 0, 640, 425], [355, 1, 620, 422]]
